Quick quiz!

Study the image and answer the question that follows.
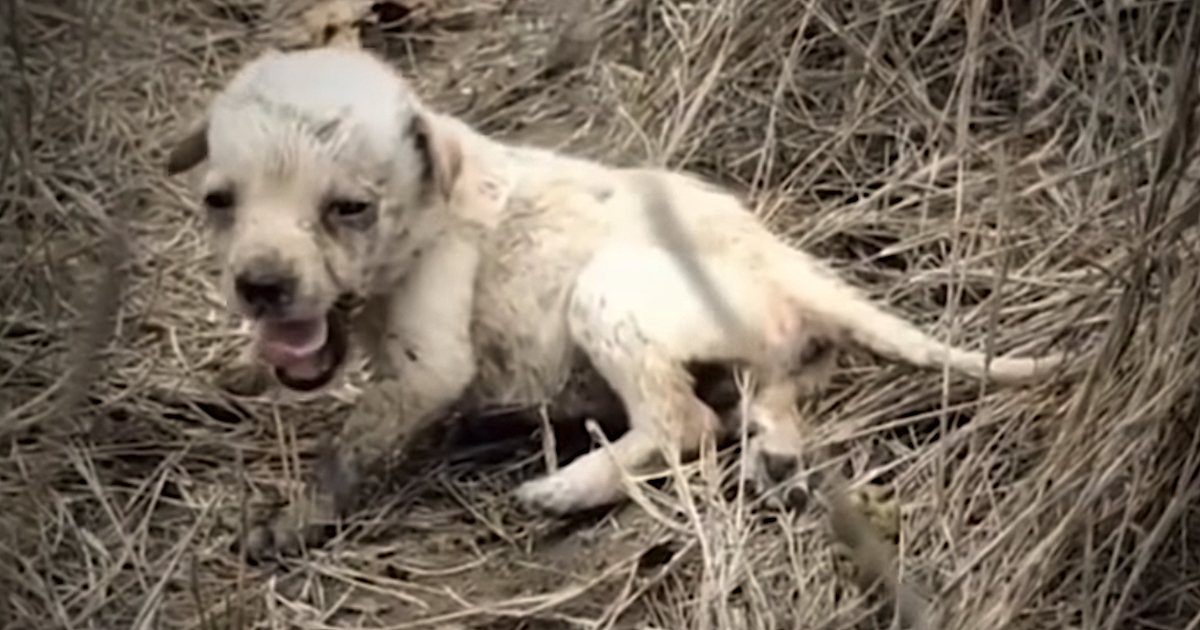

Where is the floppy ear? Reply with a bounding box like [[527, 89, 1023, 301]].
[[410, 111, 463, 203], [165, 122, 209, 176]]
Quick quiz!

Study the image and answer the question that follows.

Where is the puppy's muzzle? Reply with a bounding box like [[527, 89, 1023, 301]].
[[235, 257, 297, 318], [233, 256, 350, 392]]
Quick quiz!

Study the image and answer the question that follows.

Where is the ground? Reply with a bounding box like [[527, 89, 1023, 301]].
[[4, 1, 1200, 629]]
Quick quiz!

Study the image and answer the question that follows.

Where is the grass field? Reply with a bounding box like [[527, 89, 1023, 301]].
[[3, 0, 1200, 628]]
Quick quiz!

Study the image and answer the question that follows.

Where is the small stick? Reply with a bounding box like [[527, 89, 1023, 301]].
[[538, 404, 559, 475]]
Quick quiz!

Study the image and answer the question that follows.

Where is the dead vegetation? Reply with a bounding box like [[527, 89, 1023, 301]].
[[3, 0, 1200, 628]]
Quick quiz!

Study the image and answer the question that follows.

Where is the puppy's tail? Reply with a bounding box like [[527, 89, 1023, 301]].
[[775, 245, 1066, 385]]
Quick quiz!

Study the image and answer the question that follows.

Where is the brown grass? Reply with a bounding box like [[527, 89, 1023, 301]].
[[4, 0, 1200, 628]]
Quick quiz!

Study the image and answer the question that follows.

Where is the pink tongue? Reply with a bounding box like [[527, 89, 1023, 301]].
[[256, 318, 328, 375]]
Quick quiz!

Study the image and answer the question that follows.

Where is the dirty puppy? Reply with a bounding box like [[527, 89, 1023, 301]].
[[166, 46, 1069, 561]]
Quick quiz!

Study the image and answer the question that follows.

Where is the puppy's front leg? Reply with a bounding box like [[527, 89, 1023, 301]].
[[246, 236, 481, 562]]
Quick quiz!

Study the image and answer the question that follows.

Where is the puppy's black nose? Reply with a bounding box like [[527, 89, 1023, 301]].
[[235, 264, 296, 314]]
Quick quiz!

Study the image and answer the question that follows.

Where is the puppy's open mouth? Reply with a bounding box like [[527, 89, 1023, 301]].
[[254, 310, 349, 392]]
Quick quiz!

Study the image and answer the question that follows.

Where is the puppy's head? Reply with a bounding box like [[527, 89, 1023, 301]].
[[166, 47, 462, 392]]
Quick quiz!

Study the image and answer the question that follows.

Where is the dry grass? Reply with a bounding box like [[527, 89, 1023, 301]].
[[4, 0, 1200, 628]]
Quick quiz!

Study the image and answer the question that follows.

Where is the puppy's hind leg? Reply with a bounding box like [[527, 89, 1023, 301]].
[[515, 246, 726, 516], [516, 352, 721, 515]]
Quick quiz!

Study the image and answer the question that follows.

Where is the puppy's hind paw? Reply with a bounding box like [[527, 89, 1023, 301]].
[[743, 436, 811, 513], [515, 474, 581, 517], [515, 462, 624, 517]]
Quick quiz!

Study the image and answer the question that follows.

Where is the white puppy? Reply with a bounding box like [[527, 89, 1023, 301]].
[[167, 47, 1069, 559]]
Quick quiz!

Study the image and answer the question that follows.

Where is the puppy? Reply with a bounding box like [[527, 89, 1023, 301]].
[[166, 46, 1070, 560]]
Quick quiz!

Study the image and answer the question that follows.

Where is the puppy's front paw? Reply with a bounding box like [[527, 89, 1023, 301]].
[[237, 494, 339, 564]]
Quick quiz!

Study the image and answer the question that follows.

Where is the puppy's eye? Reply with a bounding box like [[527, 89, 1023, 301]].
[[326, 199, 372, 219], [203, 189, 235, 211]]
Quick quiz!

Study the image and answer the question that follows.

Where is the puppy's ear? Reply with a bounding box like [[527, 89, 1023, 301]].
[[410, 111, 463, 203], [165, 122, 209, 176]]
